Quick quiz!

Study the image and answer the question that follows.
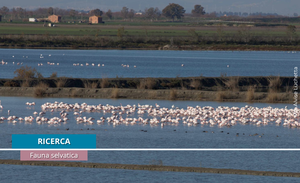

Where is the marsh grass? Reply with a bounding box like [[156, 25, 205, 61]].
[[3, 81, 19, 87], [190, 79, 201, 90], [100, 78, 109, 88], [169, 89, 177, 100], [149, 91, 157, 99], [266, 89, 285, 103], [139, 78, 156, 89], [268, 76, 282, 92], [34, 82, 49, 97], [55, 78, 68, 87], [21, 80, 30, 87], [111, 88, 119, 98], [83, 81, 99, 88], [70, 89, 79, 98], [246, 86, 255, 102], [224, 77, 240, 91], [50, 72, 58, 78], [216, 90, 239, 101]]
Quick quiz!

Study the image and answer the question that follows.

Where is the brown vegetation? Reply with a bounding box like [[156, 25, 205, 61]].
[[190, 79, 201, 90], [83, 80, 99, 88], [139, 78, 156, 89], [268, 76, 282, 92], [111, 88, 119, 98], [169, 89, 177, 100], [100, 78, 109, 88], [55, 78, 68, 87], [34, 82, 49, 97], [14, 66, 43, 79], [246, 86, 255, 102], [224, 77, 239, 91], [21, 80, 30, 87]]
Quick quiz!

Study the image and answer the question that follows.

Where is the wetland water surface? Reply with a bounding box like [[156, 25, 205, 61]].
[[0, 97, 300, 176], [0, 49, 299, 78]]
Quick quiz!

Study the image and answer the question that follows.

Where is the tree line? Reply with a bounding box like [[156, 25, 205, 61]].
[[0, 3, 294, 22], [0, 4, 206, 21]]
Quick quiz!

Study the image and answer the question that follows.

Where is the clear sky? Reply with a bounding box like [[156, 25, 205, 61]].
[[1, 0, 300, 15]]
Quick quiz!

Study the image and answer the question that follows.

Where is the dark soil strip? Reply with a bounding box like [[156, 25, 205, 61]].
[[0, 159, 299, 177]]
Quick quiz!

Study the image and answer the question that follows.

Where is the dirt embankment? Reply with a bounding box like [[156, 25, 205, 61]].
[[0, 159, 299, 177], [0, 76, 297, 103]]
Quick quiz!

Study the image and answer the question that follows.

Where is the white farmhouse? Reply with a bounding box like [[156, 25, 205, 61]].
[[29, 18, 37, 22]]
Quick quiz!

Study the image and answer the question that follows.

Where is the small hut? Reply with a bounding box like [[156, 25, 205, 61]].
[[89, 16, 102, 24], [48, 15, 61, 23]]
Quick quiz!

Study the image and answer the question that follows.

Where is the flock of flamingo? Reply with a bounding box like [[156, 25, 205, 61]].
[[0, 100, 299, 129], [0, 54, 192, 69]]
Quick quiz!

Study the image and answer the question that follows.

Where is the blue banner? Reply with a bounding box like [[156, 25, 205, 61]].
[[12, 134, 96, 149]]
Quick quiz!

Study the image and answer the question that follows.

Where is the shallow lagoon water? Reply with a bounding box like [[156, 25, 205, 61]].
[[0, 96, 297, 149], [0, 48, 299, 181], [0, 96, 300, 176], [0, 49, 299, 78]]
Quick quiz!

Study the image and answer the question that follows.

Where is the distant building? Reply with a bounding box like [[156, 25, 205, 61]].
[[48, 15, 61, 23], [89, 16, 102, 24], [135, 11, 143, 15], [29, 18, 37, 22]]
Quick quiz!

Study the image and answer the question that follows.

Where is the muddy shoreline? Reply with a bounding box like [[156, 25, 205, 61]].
[[1, 45, 300, 51], [0, 159, 299, 177], [0, 87, 294, 104]]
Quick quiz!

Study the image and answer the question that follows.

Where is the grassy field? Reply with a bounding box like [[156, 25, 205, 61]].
[[0, 22, 299, 50], [0, 23, 297, 37]]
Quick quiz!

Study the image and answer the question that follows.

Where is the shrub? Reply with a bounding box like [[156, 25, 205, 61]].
[[100, 78, 109, 88], [3, 81, 20, 87], [14, 66, 43, 79], [83, 81, 99, 88], [266, 90, 279, 103], [268, 76, 281, 92], [224, 77, 239, 91], [55, 78, 67, 87], [34, 82, 49, 97], [190, 79, 201, 90], [21, 80, 30, 87], [50, 72, 58, 78], [139, 78, 156, 89]]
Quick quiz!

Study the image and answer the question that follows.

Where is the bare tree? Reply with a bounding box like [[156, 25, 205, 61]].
[[145, 7, 161, 21], [106, 9, 113, 19], [16, 7, 25, 19], [48, 7, 54, 15], [154, 7, 161, 20], [121, 7, 129, 19], [0, 6, 9, 19], [69, 9, 77, 20], [128, 9, 135, 20]]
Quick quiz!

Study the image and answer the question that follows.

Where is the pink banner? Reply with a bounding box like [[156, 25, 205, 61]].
[[20, 150, 88, 161]]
